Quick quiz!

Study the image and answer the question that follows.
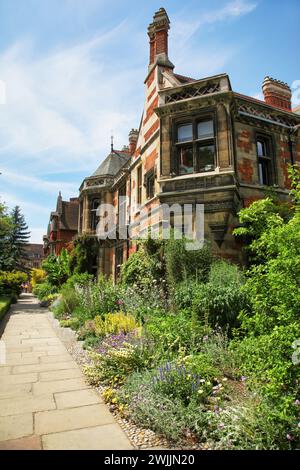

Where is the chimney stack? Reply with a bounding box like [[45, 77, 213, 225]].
[[128, 129, 138, 155], [147, 8, 174, 70], [262, 77, 292, 111]]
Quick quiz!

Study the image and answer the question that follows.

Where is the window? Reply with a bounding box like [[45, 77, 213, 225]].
[[175, 117, 216, 175], [118, 183, 127, 227], [145, 169, 155, 199], [256, 136, 273, 185], [90, 198, 100, 231], [137, 165, 142, 204]]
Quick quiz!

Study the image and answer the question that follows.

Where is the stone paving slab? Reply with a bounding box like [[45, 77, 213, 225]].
[[42, 424, 132, 450], [54, 389, 101, 409], [0, 413, 33, 441], [0, 435, 42, 450], [0, 294, 133, 450]]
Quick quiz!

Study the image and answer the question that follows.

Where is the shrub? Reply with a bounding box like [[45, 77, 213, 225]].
[[174, 261, 247, 331], [0, 296, 12, 320], [120, 245, 162, 288], [84, 332, 152, 386], [33, 281, 58, 302], [164, 237, 212, 287], [0, 271, 27, 297], [119, 355, 227, 443], [42, 249, 70, 287], [30, 268, 46, 289], [60, 318, 81, 330], [74, 275, 121, 321], [145, 312, 209, 360], [93, 312, 139, 337]]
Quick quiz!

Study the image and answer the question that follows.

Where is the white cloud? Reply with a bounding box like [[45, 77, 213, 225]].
[[0, 170, 78, 196], [0, 22, 143, 176]]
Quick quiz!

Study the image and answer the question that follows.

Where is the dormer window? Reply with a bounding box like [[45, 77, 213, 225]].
[[175, 116, 216, 176]]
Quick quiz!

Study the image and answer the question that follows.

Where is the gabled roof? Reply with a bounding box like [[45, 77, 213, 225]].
[[59, 200, 79, 231], [92, 150, 131, 177]]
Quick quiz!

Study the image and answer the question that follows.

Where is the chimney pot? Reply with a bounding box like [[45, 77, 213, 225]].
[[128, 129, 138, 155]]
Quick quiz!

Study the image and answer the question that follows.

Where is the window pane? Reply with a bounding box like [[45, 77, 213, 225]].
[[197, 144, 215, 172], [177, 124, 193, 143], [197, 120, 214, 139], [178, 146, 194, 175], [257, 139, 267, 157], [259, 158, 272, 185]]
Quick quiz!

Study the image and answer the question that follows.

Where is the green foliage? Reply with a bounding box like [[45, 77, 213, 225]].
[[0, 205, 30, 272], [30, 268, 46, 288], [145, 311, 209, 360], [84, 336, 152, 387], [93, 312, 139, 337], [74, 275, 121, 321], [0, 271, 27, 297], [69, 234, 99, 275], [174, 261, 247, 330], [59, 317, 81, 330], [164, 237, 212, 287], [33, 281, 58, 302], [42, 249, 70, 287], [120, 245, 162, 288], [0, 296, 12, 321]]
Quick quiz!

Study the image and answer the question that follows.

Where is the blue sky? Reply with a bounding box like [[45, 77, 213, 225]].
[[0, 0, 299, 243]]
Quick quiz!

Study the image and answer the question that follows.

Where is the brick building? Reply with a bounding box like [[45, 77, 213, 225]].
[[43, 192, 79, 256], [22, 244, 45, 269], [78, 8, 300, 279]]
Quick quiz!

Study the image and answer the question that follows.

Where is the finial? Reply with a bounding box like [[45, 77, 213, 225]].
[[111, 132, 114, 152]]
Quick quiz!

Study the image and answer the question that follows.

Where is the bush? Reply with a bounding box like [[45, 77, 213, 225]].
[[30, 268, 46, 289], [42, 249, 70, 287], [60, 318, 81, 330], [74, 275, 121, 321], [94, 312, 139, 337], [33, 281, 58, 302], [0, 296, 12, 321], [145, 311, 209, 361], [120, 245, 162, 288], [84, 332, 153, 386], [0, 271, 27, 297], [174, 261, 247, 330], [165, 237, 212, 287]]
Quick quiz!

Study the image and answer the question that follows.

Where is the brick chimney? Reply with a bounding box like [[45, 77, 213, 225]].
[[262, 76, 292, 111], [128, 129, 138, 155], [147, 8, 174, 71]]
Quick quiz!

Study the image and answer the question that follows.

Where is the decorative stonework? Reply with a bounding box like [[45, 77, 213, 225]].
[[164, 82, 220, 105]]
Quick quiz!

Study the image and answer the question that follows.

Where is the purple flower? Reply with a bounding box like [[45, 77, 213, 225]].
[[203, 335, 209, 342], [286, 434, 294, 441], [294, 399, 300, 406], [241, 376, 247, 382]]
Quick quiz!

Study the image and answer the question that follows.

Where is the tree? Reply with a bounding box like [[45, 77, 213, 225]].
[[0, 201, 13, 271], [7, 206, 30, 271]]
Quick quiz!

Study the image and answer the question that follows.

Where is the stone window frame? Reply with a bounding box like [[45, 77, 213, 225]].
[[90, 197, 101, 231], [254, 130, 277, 186], [171, 109, 218, 176], [144, 168, 155, 199]]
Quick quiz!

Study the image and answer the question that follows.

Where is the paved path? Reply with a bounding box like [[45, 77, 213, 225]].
[[0, 294, 132, 450]]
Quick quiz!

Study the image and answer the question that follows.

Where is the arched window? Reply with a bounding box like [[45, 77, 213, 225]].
[[90, 198, 100, 231]]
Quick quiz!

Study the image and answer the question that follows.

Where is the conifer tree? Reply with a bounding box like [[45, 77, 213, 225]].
[[7, 206, 30, 271]]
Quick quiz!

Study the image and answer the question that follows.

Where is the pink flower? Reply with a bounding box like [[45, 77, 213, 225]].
[[286, 434, 294, 441], [294, 399, 300, 406]]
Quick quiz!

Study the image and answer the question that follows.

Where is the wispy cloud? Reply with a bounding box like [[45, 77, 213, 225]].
[[1, 170, 78, 196], [0, 22, 143, 175]]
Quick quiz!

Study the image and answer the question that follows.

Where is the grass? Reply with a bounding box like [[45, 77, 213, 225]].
[[0, 296, 12, 321]]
